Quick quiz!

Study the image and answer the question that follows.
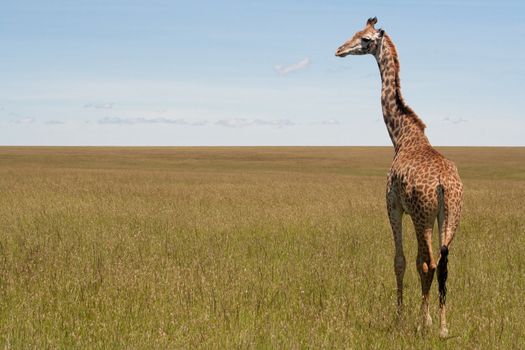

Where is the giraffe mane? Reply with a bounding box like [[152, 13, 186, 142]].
[[383, 35, 427, 131]]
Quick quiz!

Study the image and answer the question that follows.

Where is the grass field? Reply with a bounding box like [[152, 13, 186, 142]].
[[0, 146, 523, 348]]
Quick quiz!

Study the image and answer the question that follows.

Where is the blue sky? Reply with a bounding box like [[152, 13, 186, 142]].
[[1, 0, 523, 146]]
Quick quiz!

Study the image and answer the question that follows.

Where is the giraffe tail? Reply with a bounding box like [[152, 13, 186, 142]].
[[437, 245, 448, 306], [436, 183, 449, 306]]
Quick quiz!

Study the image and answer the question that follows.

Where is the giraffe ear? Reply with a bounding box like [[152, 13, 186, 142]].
[[367, 17, 378, 27], [378, 29, 385, 37]]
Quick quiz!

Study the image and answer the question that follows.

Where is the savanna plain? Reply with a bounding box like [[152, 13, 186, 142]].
[[0, 146, 523, 349]]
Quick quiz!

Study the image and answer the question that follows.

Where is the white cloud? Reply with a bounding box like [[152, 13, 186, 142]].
[[215, 118, 295, 128], [84, 102, 114, 109], [98, 116, 207, 126], [215, 118, 252, 128], [274, 58, 310, 76], [10, 117, 35, 124], [321, 118, 340, 125], [254, 119, 295, 127], [0, 107, 36, 124], [45, 120, 66, 125], [443, 116, 468, 124]]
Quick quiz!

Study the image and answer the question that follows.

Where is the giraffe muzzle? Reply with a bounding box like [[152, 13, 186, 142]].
[[336, 43, 364, 57], [335, 45, 350, 57]]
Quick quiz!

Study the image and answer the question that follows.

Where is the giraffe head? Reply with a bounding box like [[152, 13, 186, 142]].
[[335, 17, 384, 57]]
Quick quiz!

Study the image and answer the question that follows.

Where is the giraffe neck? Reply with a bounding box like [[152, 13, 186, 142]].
[[374, 34, 428, 152]]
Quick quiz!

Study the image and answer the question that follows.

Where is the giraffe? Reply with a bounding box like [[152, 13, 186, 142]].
[[335, 17, 463, 338]]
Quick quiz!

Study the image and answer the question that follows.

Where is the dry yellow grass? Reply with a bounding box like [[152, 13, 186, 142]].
[[0, 147, 523, 348]]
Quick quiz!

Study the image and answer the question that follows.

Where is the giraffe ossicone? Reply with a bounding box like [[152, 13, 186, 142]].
[[336, 17, 463, 338]]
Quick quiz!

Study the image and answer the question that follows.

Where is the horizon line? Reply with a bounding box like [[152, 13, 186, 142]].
[[0, 145, 523, 148]]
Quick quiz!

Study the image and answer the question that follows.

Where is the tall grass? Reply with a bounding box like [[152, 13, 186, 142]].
[[0, 147, 523, 348]]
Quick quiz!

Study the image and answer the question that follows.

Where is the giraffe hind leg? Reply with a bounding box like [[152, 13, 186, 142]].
[[415, 225, 436, 330]]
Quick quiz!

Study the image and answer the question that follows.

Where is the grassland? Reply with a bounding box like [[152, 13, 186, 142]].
[[0, 146, 523, 348]]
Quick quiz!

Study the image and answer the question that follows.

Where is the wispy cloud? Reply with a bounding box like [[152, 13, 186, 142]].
[[10, 117, 36, 124], [215, 118, 295, 128], [98, 116, 207, 126], [321, 118, 340, 125], [45, 120, 66, 125], [84, 102, 114, 109], [253, 119, 295, 127], [274, 58, 310, 76], [0, 106, 36, 124], [215, 118, 252, 128], [443, 116, 468, 124]]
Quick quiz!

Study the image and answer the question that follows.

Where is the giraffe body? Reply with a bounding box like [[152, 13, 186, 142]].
[[336, 17, 463, 338], [388, 142, 463, 246]]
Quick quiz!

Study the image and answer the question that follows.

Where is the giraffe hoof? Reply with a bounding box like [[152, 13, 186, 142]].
[[424, 315, 432, 327], [439, 327, 449, 338], [396, 309, 404, 324]]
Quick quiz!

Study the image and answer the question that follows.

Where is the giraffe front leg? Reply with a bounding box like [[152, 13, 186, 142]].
[[387, 200, 405, 316], [394, 246, 406, 315]]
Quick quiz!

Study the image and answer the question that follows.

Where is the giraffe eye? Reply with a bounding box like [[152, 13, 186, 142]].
[[362, 37, 371, 43]]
